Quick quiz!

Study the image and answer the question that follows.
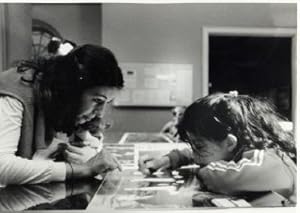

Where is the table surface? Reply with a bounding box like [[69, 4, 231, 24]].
[[0, 132, 293, 211], [0, 167, 290, 211]]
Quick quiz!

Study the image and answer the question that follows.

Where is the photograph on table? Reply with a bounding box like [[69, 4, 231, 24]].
[[103, 144, 138, 169], [118, 132, 175, 144]]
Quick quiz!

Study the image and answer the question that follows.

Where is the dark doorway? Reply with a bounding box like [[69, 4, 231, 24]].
[[209, 36, 292, 120]]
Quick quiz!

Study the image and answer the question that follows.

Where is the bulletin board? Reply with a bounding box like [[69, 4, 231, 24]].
[[113, 63, 193, 107]]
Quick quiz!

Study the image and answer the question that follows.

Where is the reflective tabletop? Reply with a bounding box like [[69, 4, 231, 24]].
[[0, 137, 294, 211]]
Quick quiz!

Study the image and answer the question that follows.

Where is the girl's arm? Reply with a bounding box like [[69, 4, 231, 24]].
[[166, 148, 194, 170], [198, 149, 296, 198], [139, 148, 194, 175]]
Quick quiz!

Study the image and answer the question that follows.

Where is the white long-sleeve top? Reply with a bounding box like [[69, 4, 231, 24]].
[[0, 96, 66, 187], [0, 183, 67, 211]]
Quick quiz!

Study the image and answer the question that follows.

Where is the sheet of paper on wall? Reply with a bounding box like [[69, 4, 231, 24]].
[[122, 66, 137, 89], [131, 90, 147, 104], [130, 90, 170, 105], [144, 64, 160, 76], [114, 63, 193, 107], [116, 89, 130, 103], [144, 77, 159, 89], [125, 79, 137, 89]]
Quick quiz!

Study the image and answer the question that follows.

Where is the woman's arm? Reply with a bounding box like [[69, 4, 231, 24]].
[[0, 96, 67, 185], [0, 183, 67, 211], [0, 96, 122, 186]]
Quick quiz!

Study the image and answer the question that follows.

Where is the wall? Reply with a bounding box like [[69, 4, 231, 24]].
[[102, 3, 297, 133], [0, 4, 6, 71], [32, 4, 102, 45], [5, 4, 32, 68]]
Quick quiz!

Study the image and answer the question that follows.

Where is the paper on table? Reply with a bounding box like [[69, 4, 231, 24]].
[[131, 178, 175, 183], [124, 186, 177, 191], [115, 194, 154, 201], [179, 164, 200, 169], [211, 198, 236, 207]]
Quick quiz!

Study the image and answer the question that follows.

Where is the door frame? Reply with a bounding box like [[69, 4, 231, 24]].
[[202, 26, 297, 134], [0, 4, 7, 71]]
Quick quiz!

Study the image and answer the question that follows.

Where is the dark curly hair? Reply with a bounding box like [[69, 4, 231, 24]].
[[178, 92, 296, 162], [17, 44, 124, 141]]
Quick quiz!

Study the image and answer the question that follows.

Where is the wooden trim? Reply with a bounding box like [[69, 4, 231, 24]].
[[291, 33, 297, 141], [0, 4, 7, 71]]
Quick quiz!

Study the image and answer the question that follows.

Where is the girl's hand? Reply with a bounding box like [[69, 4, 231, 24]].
[[64, 144, 98, 164], [138, 155, 171, 175], [86, 149, 122, 175]]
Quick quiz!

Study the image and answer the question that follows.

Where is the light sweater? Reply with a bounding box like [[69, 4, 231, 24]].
[[0, 96, 66, 187]]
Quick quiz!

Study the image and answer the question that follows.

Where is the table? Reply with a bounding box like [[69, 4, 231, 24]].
[[88, 166, 291, 210], [0, 133, 294, 210], [92, 138, 295, 210], [0, 164, 291, 211], [0, 178, 101, 211]]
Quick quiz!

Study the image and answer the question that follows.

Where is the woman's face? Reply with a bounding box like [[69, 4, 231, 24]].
[[187, 132, 231, 167], [76, 86, 118, 125]]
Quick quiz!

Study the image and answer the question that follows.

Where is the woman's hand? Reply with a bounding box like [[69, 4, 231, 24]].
[[72, 131, 102, 150], [64, 144, 98, 164], [86, 149, 122, 175], [65, 130, 104, 164], [138, 155, 171, 175], [33, 137, 67, 160], [64, 149, 121, 181]]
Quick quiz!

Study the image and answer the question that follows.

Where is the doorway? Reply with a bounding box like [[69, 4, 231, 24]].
[[202, 27, 296, 122]]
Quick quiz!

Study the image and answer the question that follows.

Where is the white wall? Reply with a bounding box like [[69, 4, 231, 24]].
[[0, 4, 7, 71], [5, 4, 32, 68], [26, 3, 297, 133], [102, 3, 297, 133], [32, 4, 102, 45]]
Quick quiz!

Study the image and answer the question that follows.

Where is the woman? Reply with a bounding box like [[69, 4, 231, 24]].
[[0, 44, 123, 186]]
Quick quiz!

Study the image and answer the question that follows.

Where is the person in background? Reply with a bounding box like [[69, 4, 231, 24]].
[[0, 44, 123, 186], [160, 106, 186, 142], [140, 91, 296, 203]]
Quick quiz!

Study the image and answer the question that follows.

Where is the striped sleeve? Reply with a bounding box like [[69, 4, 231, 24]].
[[198, 149, 293, 195]]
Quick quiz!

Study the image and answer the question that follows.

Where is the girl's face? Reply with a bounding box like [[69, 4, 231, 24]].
[[172, 107, 185, 124], [187, 132, 232, 167], [76, 86, 118, 125]]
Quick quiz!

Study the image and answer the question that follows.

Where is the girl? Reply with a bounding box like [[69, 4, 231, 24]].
[[161, 106, 186, 142], [139, 92, 296, 203], [0, 44, 123, 186]]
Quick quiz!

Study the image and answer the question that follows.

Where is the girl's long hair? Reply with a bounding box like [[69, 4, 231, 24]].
[[178, 93, 296, 162], [17, 45, 123, 141]]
